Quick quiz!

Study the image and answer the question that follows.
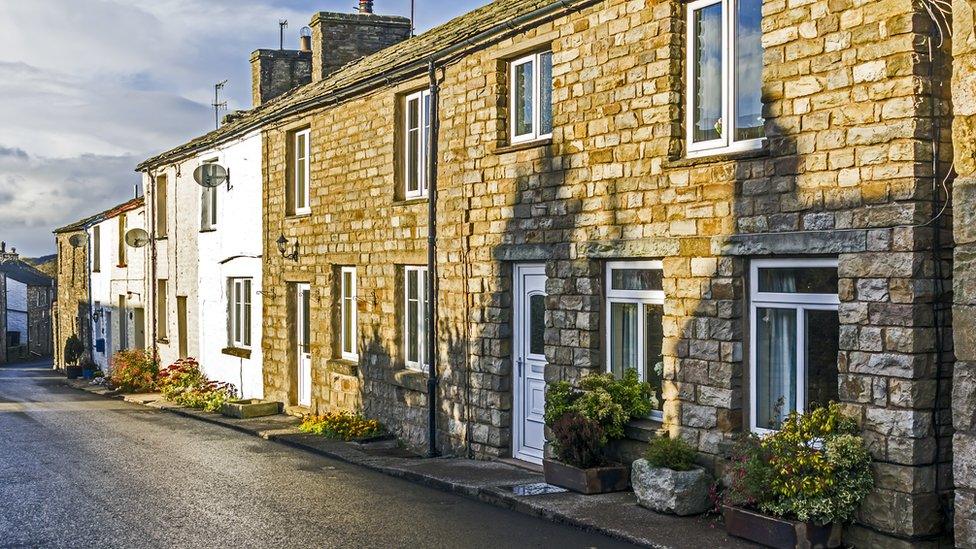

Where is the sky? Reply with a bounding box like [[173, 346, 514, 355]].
[[0, 0, 485, 257]]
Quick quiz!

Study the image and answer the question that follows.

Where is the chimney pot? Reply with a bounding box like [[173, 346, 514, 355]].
[[359, 0, 373, 14], [300, 26, 312, 52]]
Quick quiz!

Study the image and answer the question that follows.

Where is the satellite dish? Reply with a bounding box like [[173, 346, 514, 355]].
[[193, 163, 228, 188], [68, 234, 87, 248], [124, 228, 150, 248]]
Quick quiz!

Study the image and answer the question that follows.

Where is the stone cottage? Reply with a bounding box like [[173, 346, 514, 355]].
[[0, 245, 54, 362], [135, 0, 969, 544]]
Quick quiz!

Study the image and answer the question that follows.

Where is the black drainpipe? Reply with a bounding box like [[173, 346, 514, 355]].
[[426, 58, 440, 458]]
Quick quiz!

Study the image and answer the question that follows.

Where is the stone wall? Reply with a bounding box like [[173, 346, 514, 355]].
[[250, 49, 312, 107], [0, 274, 6, 363], [310, 12, 411, 81], [54, 231, 91, 367], [27, 285, 53, 357], [953, 0, 976, 545], [259, 0, 954, 542]]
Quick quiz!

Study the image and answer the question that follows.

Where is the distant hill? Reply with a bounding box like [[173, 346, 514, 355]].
[[23, 255, 57, 278]]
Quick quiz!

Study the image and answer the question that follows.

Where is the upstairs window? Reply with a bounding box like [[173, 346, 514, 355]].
[[157, 279, 168, 340], [510, 51, 553, 144], [155, 175, 168, 238], [92, 225, 101, 273], [605, 261, 666, 421], [404, 89, 431, 199], [403, 266, 429, 372], [340, 266, 358, 361], [117, 214, 127, 267], [750, 259, 839, 433], [229, 278, 252, 348], [686, 0, 764, 156], [290, 128, 311, 215], [201, 162, 218, 231]]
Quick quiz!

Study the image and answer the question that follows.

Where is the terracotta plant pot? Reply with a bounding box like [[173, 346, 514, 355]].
[[722, 505, 842, 549], [542, 458, 630, 495]]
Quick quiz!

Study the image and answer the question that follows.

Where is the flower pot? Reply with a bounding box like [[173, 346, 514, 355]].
[[65, 365, 82, 379], [631, 459, 712, 516], [220, 399, 282, 419], [542, 458, 630, 495], [82, 368, 95, 380], [722, 505, 842, 549]]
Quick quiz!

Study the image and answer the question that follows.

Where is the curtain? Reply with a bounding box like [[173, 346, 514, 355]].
[[757, 272, 797, 429]]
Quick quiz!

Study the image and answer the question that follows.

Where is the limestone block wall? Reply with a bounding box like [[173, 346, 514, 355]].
[[953, 0, 976, 544], [54, 231, 91, 367]]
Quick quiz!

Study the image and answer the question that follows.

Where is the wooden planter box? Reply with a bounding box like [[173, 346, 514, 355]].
[[543, 458, 630, 495], [722, 505, 841, 549], [220, 399, 281, 419]]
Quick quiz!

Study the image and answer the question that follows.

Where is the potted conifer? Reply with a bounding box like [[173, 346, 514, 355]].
[[63, 334, 84, 379]]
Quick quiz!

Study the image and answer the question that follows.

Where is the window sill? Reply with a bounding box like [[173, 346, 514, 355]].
[[200, 228, 217, 233], [156, 338, 169, 344], [116, 264, 127, 269], [326, 358, 358, 376], [393, 196, 428, 206], [664, 144, 768, 168], [156, 236, 168, 241], [495, 137, 553, 155], [392, 368, 428, 393], [221, 346, 251, 359], [623, 418, 664, 442], [285, 213, 311, 222]]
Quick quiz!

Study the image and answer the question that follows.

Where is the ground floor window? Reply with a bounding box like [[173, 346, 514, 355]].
[[605, 261, 665, 420], [340, 267, 358, 361], [404, 266, 429, 372], [229, 278, 252, 348], [750, 258, 840, 433]]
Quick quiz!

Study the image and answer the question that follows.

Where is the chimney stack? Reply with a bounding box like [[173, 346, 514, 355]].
[[250, 30, 313, 106], [309, 8, 411, 82], [359, 0, 374, 14]]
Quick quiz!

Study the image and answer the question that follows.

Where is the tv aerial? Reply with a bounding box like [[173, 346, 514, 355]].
[[124, 228, 150, 248], [68, 234, 88, 248], [193, 163, 228, 188]]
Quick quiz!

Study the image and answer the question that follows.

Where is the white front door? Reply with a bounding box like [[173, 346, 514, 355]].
[[513, 264, 547, 464], [296, 283, 312, 407]]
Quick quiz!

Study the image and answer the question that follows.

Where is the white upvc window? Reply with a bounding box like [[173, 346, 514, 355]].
[[510, 51, 553, 144], [685, 0, 765, 157], [404, 266, 429, 372], [292, 128, 311, 215], [605, 261, 666, 421], [749, 258, 840, 434], [201, 161, 218, 231], [230, 278, 252, 348], [340, 266, 358, 361], [92, 225, 101, 273], [404, 89, 431, 199]]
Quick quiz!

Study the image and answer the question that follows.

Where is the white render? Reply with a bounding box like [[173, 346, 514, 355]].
[[143, 130, 264, 398], [5, 277, 27, 344], [87, 203, 149, 372]]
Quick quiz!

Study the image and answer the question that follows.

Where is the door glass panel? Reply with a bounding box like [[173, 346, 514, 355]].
[[806, 309, 839, 410], [611, 268, 663, 291], [539, 52, 553, 135], [529, 294, 545, 356], [644, 304, 665, 412], [734, 0, 763, 141], [610, 302, 639, 378], [758, 267, 838, 294], [514, 60, 534, 137], [756, 307, 797, 430], [693, 2, 723, 143], [301, 289, 310, 353]]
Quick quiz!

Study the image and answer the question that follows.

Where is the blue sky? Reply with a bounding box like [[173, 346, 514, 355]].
[[0, 0, 485, 256]]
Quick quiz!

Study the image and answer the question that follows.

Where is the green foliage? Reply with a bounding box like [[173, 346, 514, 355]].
[[109, 350, 159, 392], [723, 403, 874, 525], [299, 411, 384, 441], [645, 436, 697, 471], [544, 369, 655, 440], [157, 358, 236, 412], [550, 412, 606, 469], [64, 334, 85, 365]]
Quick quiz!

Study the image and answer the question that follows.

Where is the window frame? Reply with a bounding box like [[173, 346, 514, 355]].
[[92, 225, 101, 273], [201, 159, 219, 231], [684, 0, 765, 157], [340, 266, 358, 361], [229, 277, 252, 349], [403, 89, 431, 199], [748, 258, 840, 435], [605, 260, 666, 421], [155, 175, 168, 238], [292, 128, 311, 215], [117, 213, 127, 267], [403, 265, 429, 372], [156, 279, 168, 340], [509, 51, 553, 144]]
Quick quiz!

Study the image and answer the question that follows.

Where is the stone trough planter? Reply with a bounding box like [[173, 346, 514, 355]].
[[542, 458, 630, 495], [722, 505, 841, 549], [631, 459, 712, 516], [220, 399, 281, 419]]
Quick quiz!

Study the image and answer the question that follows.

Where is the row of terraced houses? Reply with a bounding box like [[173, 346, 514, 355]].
[[53, 0, 976, 545]]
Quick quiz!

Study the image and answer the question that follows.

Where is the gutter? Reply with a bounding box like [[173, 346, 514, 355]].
[[136, 0, 596, 172]]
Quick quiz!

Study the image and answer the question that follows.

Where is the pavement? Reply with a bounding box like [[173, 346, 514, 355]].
[[1, 359, 755, 548]]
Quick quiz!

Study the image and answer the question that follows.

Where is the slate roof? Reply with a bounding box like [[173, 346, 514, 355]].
[[136, 0, 559, 170], [0, 258, 53, 287], [53, 197, 145, 234]]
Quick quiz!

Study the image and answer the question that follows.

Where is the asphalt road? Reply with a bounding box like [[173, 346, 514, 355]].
[[0, 360, 635, 549]]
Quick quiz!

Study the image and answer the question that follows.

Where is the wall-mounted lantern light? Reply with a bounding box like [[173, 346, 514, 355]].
[[276, 234, 299, 261]]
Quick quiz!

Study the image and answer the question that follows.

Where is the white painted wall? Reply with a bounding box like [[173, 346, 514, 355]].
[[5, 277, 27, 345], [87, 204, 149, 371], [144, 130, 264, 398]]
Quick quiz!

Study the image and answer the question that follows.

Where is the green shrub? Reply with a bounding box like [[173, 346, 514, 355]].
[[299, 411, 384, 441], [64, 334, 85, 365], [157, 358, 236, 412], [544, 369, 654, 440], [551, 412, 606, 469], [109, 350, 159, 392], [723, 403, 874, 525], [645, 436, 697, 471]]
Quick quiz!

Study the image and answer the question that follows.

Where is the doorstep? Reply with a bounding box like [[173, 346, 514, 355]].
[[63, 380, 755, 549]]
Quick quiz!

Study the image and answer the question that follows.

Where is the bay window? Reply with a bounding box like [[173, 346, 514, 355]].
[[404, 89, 431, 199], [229, 278, 252, 348], [403, 266, 429, 371], [750, 259, 840, 433], [510, 51, 553, 144], [605, 261, 666, 420], [340, 266, 358, 361], [686, 0, 764, 156]]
